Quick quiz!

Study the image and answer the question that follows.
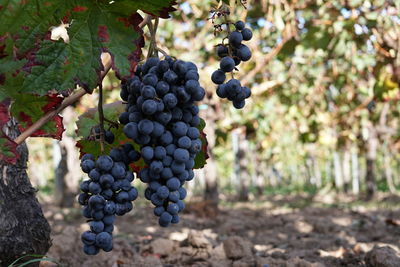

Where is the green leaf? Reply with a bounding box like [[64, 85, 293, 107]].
[[76, 102, 131, 158], [76, 102, 125, 138], [0, 135, 19, 164], [0, 58, 26, 101]]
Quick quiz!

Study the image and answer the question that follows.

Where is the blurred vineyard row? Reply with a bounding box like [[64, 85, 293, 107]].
[[27, 0, 399, 202]]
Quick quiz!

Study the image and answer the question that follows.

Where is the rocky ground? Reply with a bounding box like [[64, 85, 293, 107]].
[[40, 193, 400, 267]]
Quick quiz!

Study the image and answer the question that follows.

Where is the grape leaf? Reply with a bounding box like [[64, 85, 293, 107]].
[[10, 94, 65, 139], [0, 0, 176, 97], [76, 125, 126, 159], [0, 100, 19, 164], [0, 136, 18, 164], [75, 101, 143, 170]]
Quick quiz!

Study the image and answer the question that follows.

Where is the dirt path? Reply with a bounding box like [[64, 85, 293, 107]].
[[42, 194, 400, 267]]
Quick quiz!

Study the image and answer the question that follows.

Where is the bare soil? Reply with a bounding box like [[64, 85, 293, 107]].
[[40, 193, 400, 267]]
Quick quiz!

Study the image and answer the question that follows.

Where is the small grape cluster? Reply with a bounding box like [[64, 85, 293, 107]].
[[92, 125, 115, 144], [211, 20, 253, 109], [119, 56, 205, 227], [78, 144, 140, 255]]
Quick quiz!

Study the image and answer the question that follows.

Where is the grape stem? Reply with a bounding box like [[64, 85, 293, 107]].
[[13, 14, 152, 145], [103, 117, 119, 128], [221, 5, 235, 79], [146, 17, 166, 59], [98, 84, 105, 152]]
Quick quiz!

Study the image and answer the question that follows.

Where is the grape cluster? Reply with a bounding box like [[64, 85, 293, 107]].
[[93, 126, 115, 144], [211, 20, 253, 109], [78, 144, 140, 255], [119, 56, 205, 227]]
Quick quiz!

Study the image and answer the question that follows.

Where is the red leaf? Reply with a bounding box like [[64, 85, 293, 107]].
[[98, 25, 109, 42], [0, 100, 19, 164], [0, 99, 11, 125], [72, 6, 88, 12]]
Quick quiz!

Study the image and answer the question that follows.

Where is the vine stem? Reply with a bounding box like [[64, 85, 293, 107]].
[[222, 5, 235, 79], [98, 83, 105, 152], [13, 14, 152, 145], [146, 17, 160, 59]]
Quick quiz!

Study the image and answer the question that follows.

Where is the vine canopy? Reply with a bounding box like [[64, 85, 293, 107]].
[[0, 0, 177, 163]]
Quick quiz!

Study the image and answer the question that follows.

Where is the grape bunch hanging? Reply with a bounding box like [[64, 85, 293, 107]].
[[78, 56, 205, 255], [78, 145, 140, 255], [120, 56, 204, 227], [211, 19, 253, 109]]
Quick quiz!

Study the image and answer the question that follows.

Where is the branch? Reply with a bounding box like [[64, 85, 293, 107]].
[[13, 15, 153, 145]]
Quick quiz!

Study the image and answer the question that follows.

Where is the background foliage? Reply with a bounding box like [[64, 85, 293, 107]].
[[5, 0, 398, 198]]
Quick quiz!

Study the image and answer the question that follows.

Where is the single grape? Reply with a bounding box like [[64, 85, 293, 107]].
[[167, 203, 179, 215], [105, 130, 115, 144], [237, 44, 252, 61], [216, 45, 229, 58], [241, 28, 253, 41], [83, 244, 100, 255], [235, 20, 245, 31], [173, 148, 190, 163], [141, 85, 156, 99], [138, 119, 154, 135], [159, 212, 172, 227], [211, 69, 226, 84], [90, 220, 105, 233], [163, 93, 178, 109], [220, 57, 235, 73], [143, 73, 158, 87], [142, 99, 158, 115], [233, 99, 246, 109], [81, 231, 96, 245], [81, 159, 95, 173], [228, 31, 243, 48]]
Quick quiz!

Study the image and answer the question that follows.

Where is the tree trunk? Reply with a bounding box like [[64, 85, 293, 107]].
[[333, 151, 343, 191], [254, 150, 265, 196], [232, 130, 240, 192], [351, 148, 360, 195], [0, 120, 51, 266], [305, 157, 314, 185], [325, 159, 332, 186], [54, 107, 81, 207], [312, 156, 322, 188], [202, 103, 218, 210], [383, 145, 396, 193], [365, 125, 378, 200], [342, 149, 351, 193], [54, 141, 69, 207], [237, 128, 249, 201]]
